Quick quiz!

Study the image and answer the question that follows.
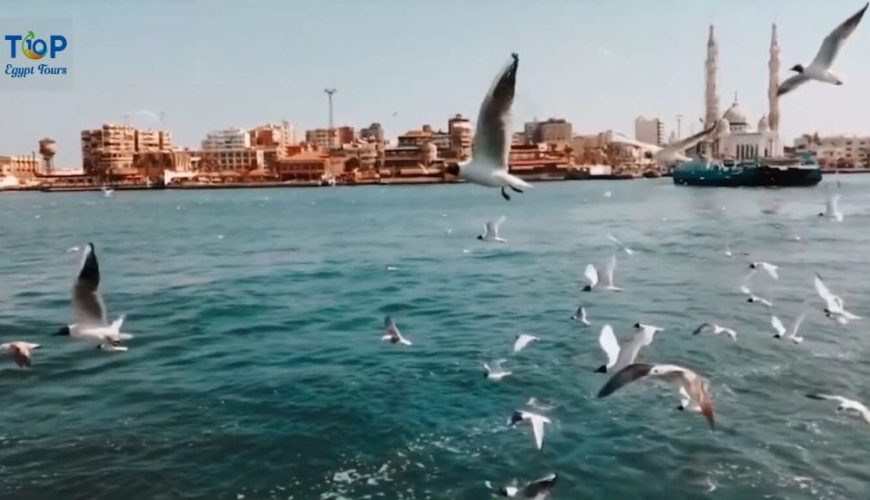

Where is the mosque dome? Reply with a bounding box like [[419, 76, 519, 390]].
[[757, 115, 770, 133], [723, 100, 748, 125]]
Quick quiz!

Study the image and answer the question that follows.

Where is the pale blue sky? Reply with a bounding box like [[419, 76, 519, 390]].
[[2, 0, 869, 167]]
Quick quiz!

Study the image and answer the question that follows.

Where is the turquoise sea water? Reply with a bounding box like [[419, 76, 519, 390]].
[[1, 179, 870, 499]]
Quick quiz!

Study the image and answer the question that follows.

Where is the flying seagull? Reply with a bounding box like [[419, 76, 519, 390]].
[[692, 323, 737, 341], [583, 255, 621, 292], [806, 394, 870, 425], [508, 410, 551, 450], [814, 274, 861, 324], [443, 53, 531, 201], [595, 323, 664, 374], [607, 234, 634, 255], [571, 304, 590, 325], [740, 285, 773, 307], [56, 243, 133, 350], [514, 333, 539, 353], [382, 315, 412, 346], [748, 261, 779, 280], [778, 3, 868, 97], [483, 359, 512, 381], [820, 193, 844, 221], [1, 342, 40, 368], [597, 363, 715, 430], [611, 123, 718, 163], [478, 216, 507, 242], [771, 313, 807, 344], [491, 473, 558, 498]]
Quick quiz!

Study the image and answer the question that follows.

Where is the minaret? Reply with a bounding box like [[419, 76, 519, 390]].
[[704, 25, 720, 156], [768, 23, 781, 156]]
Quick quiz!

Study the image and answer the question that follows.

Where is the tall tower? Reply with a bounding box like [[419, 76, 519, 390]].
[[768, 23, 781, 156], [704, 25, 720, 156]]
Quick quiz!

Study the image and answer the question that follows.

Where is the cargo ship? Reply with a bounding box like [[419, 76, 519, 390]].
[[672, 154, 822, 187]]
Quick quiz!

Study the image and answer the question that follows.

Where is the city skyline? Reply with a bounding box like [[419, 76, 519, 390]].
[[3, 0, 869, 167]]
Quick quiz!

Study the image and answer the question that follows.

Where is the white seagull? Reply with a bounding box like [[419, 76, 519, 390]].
[[814, 274, 861, 323], [513, 333, 540, 353], [597, 363, 715, 429], [56, 243, 133, 350], [478, 216, 507, 242], [607, 234, 634, 255], [508, 410, 551, 450], [806, 393, 870, 425], [748, 261, 779, 280], [483, 359, 512, 381], [382, 315, 413, 346], [820, 193, 844, 222], [444, 53, 531, 201], [1, 342, 40, 368], [692, 323, 737, 341], [595, 323, 664, 374], [492, 473, 558, 498], [740, 285, 773, 307], [571, 304, 590, 325], [583, 255, 621, 292], [612, 123, 719, 164], [771, 313, 807, 344], [778, 3, 869, 97]]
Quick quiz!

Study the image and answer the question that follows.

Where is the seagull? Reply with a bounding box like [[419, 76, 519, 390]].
[[612, 123, 719, 163], [597, 363, 715, 430], [814, 274, 861, 323], [483, 359, 512, 381], [514, 333, 539, 353], [508, 410, 551, 450], [603, 190, 612, 198], [740, 285, 773, 307], [595, 323, 664, 374], [748, 261, 779, 279], [820, 193, 844, 221], [771, 313, 806, 344], [607, 234, 634, 255], [724, 244, 733, 258], [1, 342, 40, 368], [56, 243, 133, 350], [101, 186, 114, 197], [478, 216, 507, 242], [678, 385, 706, 413], [493, 473, 558, 498], [806, 394, 870, 424], [571, 305, 590, 325], [778, 3, 869, 97], [583, 255, 621, 292], [382, 315, 412, 346], [692, 323, 737, 341], [443, 53, 531, 201]]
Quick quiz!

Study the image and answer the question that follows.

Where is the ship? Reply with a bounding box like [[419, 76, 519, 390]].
[[672, 154, 822, 187]]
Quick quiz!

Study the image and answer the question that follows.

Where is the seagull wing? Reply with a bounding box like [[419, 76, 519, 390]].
[[472, 53, 519, 171], [384, 315, 400, 337], [806, 393, 850, 405], [483, 221, 495, 238], [777, 72, 811, 97], [691, 323, 711, 336], [522, 474, 558, 497], [814, 274, 838, 308], [529, 414, 549, 450], [599, 325, 620, 369], [761, 263, 779, 279], [584, 263, 599, 287], [597, 363, 654, 398], [72, 243, 107, 327], [810, 2, 869, 70], [771, 315, 787, 336], [514, 334, 537, 353], [657, 122, 718, 158], [603, 254, 617, 287], [789, 311, 808, 338]]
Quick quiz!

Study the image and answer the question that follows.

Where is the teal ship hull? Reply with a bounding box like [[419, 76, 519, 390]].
[[673, 157, 822, 187]]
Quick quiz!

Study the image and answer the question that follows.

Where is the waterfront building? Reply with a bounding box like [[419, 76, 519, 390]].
[[523, 118, 573, 148], [634, 117, 665, 146], [249, 122, 295, 149], [447, 114, 472, 160], [81, 123, 174, 178], [0, 154, 39, 180], [274, 150, 347, 182], [793, 134, 870, 168], [200, 127, 267, 173], [398, 125, 451, 153], [359, 123, 385, 145], [305, 126, 355, 150], [202, 128, 250, 150]]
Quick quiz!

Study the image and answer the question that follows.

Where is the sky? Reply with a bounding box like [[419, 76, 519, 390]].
[[1, 0, 869, 167]]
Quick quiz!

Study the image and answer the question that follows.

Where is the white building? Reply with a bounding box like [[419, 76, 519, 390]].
[[202, 128, 251, 150], [634, 117, 664, 146], [793, 134, 870, 166], [717, 97, 778, 160]]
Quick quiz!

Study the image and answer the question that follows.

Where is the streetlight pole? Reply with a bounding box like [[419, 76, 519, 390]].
[[324, 88, 337, 150], [676, 114, 683, 140]]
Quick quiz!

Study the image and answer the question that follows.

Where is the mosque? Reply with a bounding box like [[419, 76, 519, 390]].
[[702, 24, 783, 160]]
